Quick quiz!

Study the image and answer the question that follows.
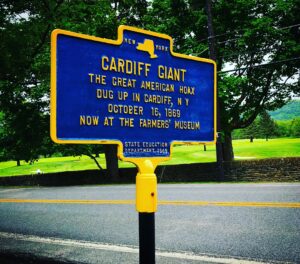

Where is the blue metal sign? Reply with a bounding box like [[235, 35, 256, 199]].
[[51, 26, 216, 158]]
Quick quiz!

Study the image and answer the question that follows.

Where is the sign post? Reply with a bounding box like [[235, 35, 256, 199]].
[[51, 25, 216, 264]]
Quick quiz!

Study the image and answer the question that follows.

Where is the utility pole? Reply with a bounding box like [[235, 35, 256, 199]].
[[205, 0, 224, 181]]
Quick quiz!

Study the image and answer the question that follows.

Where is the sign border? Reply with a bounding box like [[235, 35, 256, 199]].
[[50, 25, 217, 161]]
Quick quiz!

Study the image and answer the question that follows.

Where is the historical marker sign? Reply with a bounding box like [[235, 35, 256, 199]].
[[51, 26, 216, 158]]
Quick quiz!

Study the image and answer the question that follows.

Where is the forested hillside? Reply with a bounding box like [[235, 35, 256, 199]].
[[270, 100, 300, 120]]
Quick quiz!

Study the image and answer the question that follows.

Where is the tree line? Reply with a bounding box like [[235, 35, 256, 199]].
[[0, 0, 299, 171], [233, 111, 300, 140]]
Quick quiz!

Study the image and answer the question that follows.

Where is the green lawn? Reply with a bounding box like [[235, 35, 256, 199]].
[[0, 138, 299, 177], [232, 138, 300, 159]]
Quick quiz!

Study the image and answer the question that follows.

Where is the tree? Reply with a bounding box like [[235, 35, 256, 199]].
[[275, 120, 291, 137], [141, 0, 300, 160], [242, 119, 260, 142], [104, 145, 119, 181], [0, 1, 57, 165], [214, 0, 299, 159], [290, 118, 300, 137], [142, 0, 299, 160], [235, 111, 278, 141], [258, 111, 278, 140], [0, 103, 48, 165], [0, 1, 120, 169]]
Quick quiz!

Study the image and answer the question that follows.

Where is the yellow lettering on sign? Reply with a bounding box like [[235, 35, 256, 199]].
[[96, 89, 113, 99], [177, 98, 182, 106], [185, 98, 189, 106], [179, 86, 195, 95], [158, 65, 186, 82], [126, 60, 133, 74], [132, 93, 140, 102], [101, 56, 151, 77], [109, 57, 117, 71], [101, 56, 109, 70], [104, 117, 114, 126], [88, 73, 106, 84], [107, 104, 143, 115], [118, 58, 125, 73], [80, 115, 99, 126], [144, 94, 172, 105], [140, 81, 174, 93], [119, 117, 134, 127], [139, 119, 170, 129], [117, 91, 128, 101], [112, 77, 136, 88], [174, 121, 200, 130]]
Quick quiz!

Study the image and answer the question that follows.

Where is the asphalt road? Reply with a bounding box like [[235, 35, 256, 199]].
[[0, 183, 299, 263]]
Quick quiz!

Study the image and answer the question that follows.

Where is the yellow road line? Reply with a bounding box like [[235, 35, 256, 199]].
[[0, 199, 300, 208], [0, 199, 134, 205], [159, 201, 300, 208]]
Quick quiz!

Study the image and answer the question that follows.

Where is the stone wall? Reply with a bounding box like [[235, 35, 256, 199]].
[[224, 157, 300, 182], [0, 157, 299, 186]]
